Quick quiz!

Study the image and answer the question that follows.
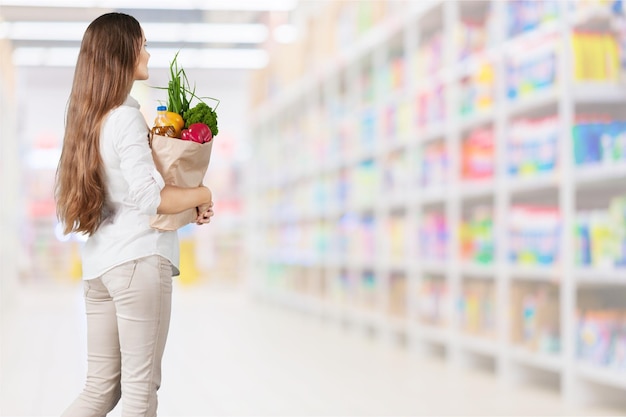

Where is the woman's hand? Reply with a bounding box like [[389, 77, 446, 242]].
[[196, 201, 214, 225]]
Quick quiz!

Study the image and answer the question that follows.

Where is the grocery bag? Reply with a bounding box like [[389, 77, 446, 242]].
[[148, 133, 213, 231]]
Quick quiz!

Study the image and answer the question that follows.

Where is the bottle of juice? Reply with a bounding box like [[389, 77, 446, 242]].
[[152, 105, 176, 137]]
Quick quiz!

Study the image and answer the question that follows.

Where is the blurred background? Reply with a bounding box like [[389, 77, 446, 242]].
[[2, 0, 626, 416]]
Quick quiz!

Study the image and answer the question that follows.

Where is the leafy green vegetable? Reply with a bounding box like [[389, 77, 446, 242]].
[[166, 51, 194, 116], [183, 102, 219, 136], [152, 51, 221, 134]]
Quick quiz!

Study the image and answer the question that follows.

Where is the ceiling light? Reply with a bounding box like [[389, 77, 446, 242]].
[[0, 22, 88, 41], [273, 24, 298, 44], [0, 21, 269, 44], [0, 0, 298, 11], [12, 46, 269, 69], [149, 47, 269, 69], [143, 23, 268, 44]]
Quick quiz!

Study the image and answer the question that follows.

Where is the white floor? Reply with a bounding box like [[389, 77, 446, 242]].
[[1, 281, 624, 417]]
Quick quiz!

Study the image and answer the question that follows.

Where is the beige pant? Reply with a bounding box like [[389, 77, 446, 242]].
[[62, 255, 173, 417]]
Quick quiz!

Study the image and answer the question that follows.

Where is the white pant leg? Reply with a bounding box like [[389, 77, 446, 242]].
[[102, 255, 172, 417], [62, 278, 122, 417]]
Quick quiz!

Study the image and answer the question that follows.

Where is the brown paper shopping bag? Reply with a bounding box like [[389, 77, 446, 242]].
[[149, 134, 213, 231]]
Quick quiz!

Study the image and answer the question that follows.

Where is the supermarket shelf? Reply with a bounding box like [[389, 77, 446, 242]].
[[574, 267, 626, 286], [325, 257, 351, 269], [576, 363, 626, 390], [415, 67, 453, 93], [459, 334, 498, 357], [267, 288, 315, 314], [571, 3, 614, 28], [383, 191, 412, 211], [382, 260, 411, 272], [342, 258, 377, 271], [346, 200, 377, 214], [420, 186, 447, 206], [509, 265, 561, 282], [458, 178, 495, 200], [507, 172, 560, 195], [248, 0, 626, 408], [416, 323, 449, 346], [420, 260, 448, 275], [455, 47, 501, 80], [507, 87, 559, 117], [460, 262, 496, 278], [417, 122, 447, 143], [575, 163, 626, 187], [388, 316, 409, 333], [510, 346, 563, 373], [352, 307, 386, 330], [503, 18, 561, 60], [459, 108, 495, 132], [572, 82, 626, 104]]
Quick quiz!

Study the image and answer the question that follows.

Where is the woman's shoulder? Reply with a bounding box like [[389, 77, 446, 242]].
[[108, 98, 143, 120], [105, 100, 147, 131], [101, 101, 149, 151]]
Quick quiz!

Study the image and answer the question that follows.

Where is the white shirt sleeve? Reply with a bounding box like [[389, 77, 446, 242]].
[[112, 107, 164, 215]]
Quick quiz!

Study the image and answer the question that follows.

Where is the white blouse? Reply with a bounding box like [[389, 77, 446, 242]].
[[81, 96, 180, 280]]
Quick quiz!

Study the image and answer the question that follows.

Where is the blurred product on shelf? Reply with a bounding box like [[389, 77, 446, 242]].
[[459, 61, 495, 116], [509, 206, 561, 266], [336, 213, 362, 260], [508, 116, 559, 176], [459, 278, 495, 337], [396, 98, 414, 138], [337, 168, 350, 207], [350, 214, 376, 261], [577, 308, 626, 370], [461, 127, 495, 180], [316, 220, 331, 256], [415, 32, 444, 80], [575, 195, 626, 269], [420, 210, 448, 262], [359, 110, 376, 150], [612, 0, 626, 77], [352, 159, 378, 207], [506, 47, 556, 100], [359, 270, 377, 310], [577, 287, 626, 370], [383, 150, 410, 194], [511, 282, 561, 354], [421, 141, 448, 187], [417, 85, 446, 128], [335, 1, 403, 51], [460, 205, 494, 265], [383, 102, 397, 139], [331, 269, 356, 306], [506, 0, 560, 38], [388, 272, 408, 318], [457, 18, 489, 61], [573, 116, 626, 166], [380, 40, 406, 96], [387, 213, 407, 261], [418, 275, 450, 326], [572, 31, 621, 82], [361, 62, 375, 105]]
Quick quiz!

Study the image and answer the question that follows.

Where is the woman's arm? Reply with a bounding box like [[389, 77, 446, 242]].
[[157, 185, 212, 214]]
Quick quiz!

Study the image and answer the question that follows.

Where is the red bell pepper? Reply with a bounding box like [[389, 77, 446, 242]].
[[180, 123, 212, 143]]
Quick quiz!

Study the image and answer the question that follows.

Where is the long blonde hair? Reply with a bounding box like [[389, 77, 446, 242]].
[[56, 13, 142, 236]]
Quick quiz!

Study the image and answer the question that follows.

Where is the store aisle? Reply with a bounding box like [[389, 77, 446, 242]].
[[0, 281, 622, 417]]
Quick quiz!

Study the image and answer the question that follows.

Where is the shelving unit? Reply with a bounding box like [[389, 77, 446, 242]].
[[246, 0, 626, 409], [0, 36, 19, 307]]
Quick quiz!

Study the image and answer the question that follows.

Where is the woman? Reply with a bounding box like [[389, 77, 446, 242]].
[[55, 12, 213, 417]]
